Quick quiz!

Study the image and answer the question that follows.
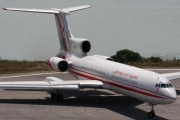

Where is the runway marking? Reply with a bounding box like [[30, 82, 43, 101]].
[[0, 72, 67, 79]]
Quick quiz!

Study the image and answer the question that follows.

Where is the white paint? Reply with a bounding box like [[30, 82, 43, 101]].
[[1, 5, 179, 118]]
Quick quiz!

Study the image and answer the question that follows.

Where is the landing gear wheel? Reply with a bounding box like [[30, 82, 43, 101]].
[[58, 94, 64, 101], [51, 93, 55, 100], [148, 111, 155, 118], [51, 93, 64, 101], [148, 104, 156, 118]]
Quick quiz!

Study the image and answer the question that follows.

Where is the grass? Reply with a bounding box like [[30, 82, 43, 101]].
[[0, 60, 50, 74], [127, 61, 180, 68], [0, 59, 180, 74]]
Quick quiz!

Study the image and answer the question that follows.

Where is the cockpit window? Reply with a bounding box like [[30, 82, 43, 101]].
[[169, 84, 173, 87], [161, 84, 166, 88], [155, 83, 173, 88]]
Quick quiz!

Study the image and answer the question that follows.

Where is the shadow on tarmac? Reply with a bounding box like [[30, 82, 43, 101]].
[[0, 90, 167, 120]]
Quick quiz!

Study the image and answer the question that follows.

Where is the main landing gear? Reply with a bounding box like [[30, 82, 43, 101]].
[[148, 104, 155, 118], [50, 90, 64, 101], [51, 93, 64, 101]]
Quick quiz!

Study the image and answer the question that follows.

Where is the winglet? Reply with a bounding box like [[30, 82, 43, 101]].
[[2, 7, 7, 10]]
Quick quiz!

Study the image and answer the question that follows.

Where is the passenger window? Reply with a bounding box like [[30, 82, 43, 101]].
[[161, 84, 166, 88]]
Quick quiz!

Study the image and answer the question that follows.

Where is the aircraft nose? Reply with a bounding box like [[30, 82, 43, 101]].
[[164, 88, 177, 104]]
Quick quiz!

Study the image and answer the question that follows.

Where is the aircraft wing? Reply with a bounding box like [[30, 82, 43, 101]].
[[0, 77, 104, 90], [161, 72, 180, 80]]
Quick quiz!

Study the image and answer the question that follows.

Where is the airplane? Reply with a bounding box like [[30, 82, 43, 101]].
[[1, 5, 180, 118]]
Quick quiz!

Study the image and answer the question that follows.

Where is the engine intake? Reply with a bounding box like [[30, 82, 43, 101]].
[[81, 40, 91, 53], [47, 57, 68, 72]]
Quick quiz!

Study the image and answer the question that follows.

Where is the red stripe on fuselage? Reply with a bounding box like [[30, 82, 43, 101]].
[[61, 16, 71, 52], [68, 67, 166, 99], [69, 67, 172, 99], [46, 59, 59, 72]]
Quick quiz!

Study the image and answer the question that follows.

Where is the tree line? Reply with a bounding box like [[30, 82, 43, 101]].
[[111, 49, 179, 63]]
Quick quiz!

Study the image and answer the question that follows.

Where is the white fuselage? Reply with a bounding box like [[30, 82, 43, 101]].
[[66, 54, 177, 105], [3, 5, 177, 106]]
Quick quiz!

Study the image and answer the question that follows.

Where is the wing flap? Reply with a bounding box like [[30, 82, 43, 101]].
[[0, 77, 104, 90], [0, 81, 79, 90]]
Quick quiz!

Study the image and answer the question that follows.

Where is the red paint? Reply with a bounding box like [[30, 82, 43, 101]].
[[68, 67, 166, 99], [62, 37, 67, 51], [69, 67, 168, 98], [113, 70, 138, 79], [2, 8, 7, 10], [55, 14, 68, 51], [62, 51, 67, 59], [46, 59, 59, 72]]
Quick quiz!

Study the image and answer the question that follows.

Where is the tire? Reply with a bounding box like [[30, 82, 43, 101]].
[[58, 95, 64, 101], [51, 94, 55, 100], [148, 111, 155, 118]]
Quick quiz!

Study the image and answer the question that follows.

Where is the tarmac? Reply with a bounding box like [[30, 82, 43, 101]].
[[0, 70, 179, 120]]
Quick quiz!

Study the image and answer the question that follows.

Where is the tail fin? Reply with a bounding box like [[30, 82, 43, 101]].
[[3, 5, 91, 52], [54, 13, 71, 51]]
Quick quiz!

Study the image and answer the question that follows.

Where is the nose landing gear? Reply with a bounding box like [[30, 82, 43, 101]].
[[148, 104, 155, 118]]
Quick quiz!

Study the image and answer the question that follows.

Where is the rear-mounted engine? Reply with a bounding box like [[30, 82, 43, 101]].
[[70, 38, 91, 54], [47, 57, 68, 72]]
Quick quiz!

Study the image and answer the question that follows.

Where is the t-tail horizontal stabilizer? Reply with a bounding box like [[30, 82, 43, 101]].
[[2, 5, 91, 14], [2, 5, 91, 53]]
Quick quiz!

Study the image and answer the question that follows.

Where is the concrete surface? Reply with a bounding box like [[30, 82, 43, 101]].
[[0, 70, 179, 120]]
